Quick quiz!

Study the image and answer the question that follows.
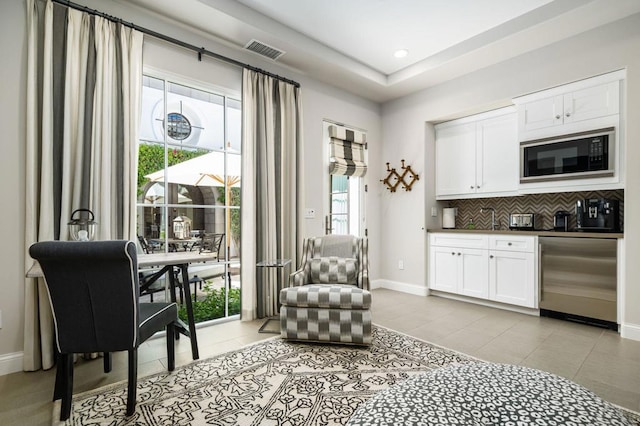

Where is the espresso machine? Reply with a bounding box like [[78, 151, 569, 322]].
[[575, 198, 619, 232]]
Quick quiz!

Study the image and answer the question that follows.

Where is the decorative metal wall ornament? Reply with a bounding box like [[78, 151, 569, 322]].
[[380, 159, 419, 192]]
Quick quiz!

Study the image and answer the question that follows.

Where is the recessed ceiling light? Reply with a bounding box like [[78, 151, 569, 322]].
[[394, 49, 408, 58]]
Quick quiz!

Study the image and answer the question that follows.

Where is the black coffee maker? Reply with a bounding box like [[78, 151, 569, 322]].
[[575, 198, 619, 232], [553, 210, 571, 231]]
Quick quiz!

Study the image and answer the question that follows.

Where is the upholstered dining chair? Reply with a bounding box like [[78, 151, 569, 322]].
[[279, 234, 372, 345], [29, 240, 178, 421]]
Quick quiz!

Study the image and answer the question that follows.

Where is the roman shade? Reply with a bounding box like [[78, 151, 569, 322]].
[[329, 125, 367, 177]]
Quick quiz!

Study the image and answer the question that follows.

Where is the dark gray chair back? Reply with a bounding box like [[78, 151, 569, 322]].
[[29, 240, 139, 353]]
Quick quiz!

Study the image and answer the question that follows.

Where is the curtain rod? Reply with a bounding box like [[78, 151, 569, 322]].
[[51, 0, 301, 88]]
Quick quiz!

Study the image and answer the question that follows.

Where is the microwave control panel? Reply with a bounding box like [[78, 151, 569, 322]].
[[589, 137, 604, 162]]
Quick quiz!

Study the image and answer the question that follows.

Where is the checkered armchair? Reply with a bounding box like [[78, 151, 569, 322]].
[[280, 235, 372, 345]]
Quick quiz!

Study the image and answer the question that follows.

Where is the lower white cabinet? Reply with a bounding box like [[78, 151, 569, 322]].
[[429, 233, 538, 309], [431, 246, 488, 298], [489, 249, 535, 308]]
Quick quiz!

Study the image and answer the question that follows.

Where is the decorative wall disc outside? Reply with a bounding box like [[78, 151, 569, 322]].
[[381, 159, 419, 192]]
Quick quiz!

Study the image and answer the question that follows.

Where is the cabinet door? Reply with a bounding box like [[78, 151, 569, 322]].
[[459, 248, 489, 299], [476, 113, 518, 194], [519, 95, 563, 132], [563, 81, 619, 124], [435, 122, 477, 196], [429, 246, 459, 293], [489, 250, 535, 308]]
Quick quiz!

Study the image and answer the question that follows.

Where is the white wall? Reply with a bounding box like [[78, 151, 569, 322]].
[[0, 0, 381, 370], [0, 0, 28, 372], [381, 13, 640, 337]]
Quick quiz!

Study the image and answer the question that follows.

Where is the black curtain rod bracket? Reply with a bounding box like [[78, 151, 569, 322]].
[[51, 0, 300, 88]]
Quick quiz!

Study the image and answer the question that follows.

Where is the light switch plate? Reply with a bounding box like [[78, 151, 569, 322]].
[[431, 207, 438, 217], [305, 208, 316, 219]]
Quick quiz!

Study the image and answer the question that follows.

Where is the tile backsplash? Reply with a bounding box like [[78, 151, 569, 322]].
[[446, 189, 624, 231]]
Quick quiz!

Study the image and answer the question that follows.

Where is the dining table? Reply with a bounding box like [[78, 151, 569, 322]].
[[27, 251, 218, 361]]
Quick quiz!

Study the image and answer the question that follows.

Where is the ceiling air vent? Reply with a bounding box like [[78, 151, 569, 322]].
[[244, 39, 286, 61]]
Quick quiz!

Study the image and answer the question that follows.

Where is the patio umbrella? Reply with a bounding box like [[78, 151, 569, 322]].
[[144, 182, 192, 204], [145, 151, 241, 188], [145, 151, 241, 254]]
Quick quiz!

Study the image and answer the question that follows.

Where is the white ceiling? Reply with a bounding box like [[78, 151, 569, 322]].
[[126, 0, 640, 103], [235, 0, 553, 75]]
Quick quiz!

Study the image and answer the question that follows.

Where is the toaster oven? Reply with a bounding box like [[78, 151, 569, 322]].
[[509, 213, 539, 230]]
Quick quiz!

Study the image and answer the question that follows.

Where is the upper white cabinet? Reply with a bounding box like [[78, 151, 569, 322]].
[[519, 82, 619, 133], [514, 71, 623, 141], [435, 108, 518, 200], [435, 122, 477, 197]]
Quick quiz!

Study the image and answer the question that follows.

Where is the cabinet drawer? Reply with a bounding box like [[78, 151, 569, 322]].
[[430, 233, 488, 249], [489, 235, 536, 252]]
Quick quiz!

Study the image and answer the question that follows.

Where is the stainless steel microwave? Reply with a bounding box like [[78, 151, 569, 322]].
[[520, 127, 615, 183]]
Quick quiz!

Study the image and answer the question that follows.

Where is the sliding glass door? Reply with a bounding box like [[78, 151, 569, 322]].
[[136, 74, 241, 323]]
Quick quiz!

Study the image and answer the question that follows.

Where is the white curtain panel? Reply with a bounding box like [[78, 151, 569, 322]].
[[24, 0, 142, 371], [241, 70, 304, 320]]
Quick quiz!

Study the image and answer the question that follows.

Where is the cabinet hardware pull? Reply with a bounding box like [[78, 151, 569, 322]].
[[555, 114, 561, 119], [451, 252, 455, 255], [508, 242, 512, 246], [457, 252, 461, 256], [566, 112, 571, 117], [490, 255, 494, 259], [476, 185, 480, 188], [470, 185, 474, 189]]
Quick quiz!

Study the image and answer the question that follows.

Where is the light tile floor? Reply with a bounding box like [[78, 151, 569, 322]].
[[1, 289, 639, 425]]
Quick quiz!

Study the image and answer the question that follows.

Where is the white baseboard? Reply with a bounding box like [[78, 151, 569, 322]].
[[241, 308, 256, 321], [0, 351, 23, 376], [371, 279, 428, 296], [430, 290, 539, 316], [620, 322, 640, 341]]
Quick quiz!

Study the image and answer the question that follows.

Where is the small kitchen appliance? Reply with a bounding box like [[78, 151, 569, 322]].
[[520, 127, 614, 183], [508, 213, 538, 230], [575, 198, 619, 232], [442, 208, 457, 229], [553, 210, 571, 232]]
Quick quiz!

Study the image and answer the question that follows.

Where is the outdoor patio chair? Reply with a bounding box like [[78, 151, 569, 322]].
[[137, 235, 161, 254], [195, 233, 225, 259]]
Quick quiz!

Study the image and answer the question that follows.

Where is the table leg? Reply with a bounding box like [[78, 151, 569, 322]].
[[256, 267, 264, 319], [179, 264, 199, 360], [167, 267, 199, 359]]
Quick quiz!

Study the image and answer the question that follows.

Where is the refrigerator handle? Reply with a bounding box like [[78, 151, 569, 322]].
[[538, 242, 543, 303]]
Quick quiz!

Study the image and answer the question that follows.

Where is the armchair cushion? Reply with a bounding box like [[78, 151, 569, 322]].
[[309, 257, 358, 284], [281, 284, 371, 310]]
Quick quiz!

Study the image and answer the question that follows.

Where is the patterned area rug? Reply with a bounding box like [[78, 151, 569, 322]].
[[57, 325, 640, 425]]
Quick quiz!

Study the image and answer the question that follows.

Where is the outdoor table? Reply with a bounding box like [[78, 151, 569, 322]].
[[149, 237, 200, 252]]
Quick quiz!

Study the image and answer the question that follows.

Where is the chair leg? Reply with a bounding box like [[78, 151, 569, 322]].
[[126, 349, 138, 417], [103, 352, 112, 373], [53, 353, 65, 401], [166, 323, 175, 371], [58, 353, 74, 421]]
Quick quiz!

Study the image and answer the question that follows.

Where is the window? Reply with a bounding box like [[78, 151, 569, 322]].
[[137, 74, 241, 323], [325, 121, 366, 237]]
